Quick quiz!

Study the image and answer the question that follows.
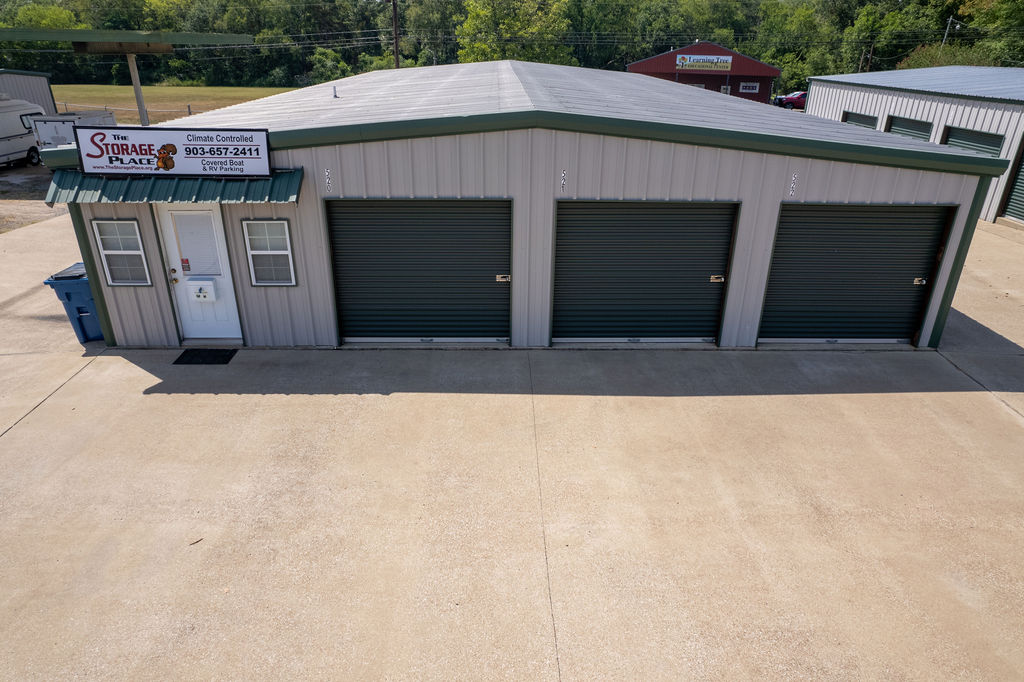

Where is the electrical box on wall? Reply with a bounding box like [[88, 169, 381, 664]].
[[186, 279, 216, 302]]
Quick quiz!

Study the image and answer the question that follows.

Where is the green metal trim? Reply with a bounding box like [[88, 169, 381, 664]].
[[0, 28, 251, 45], [927, 176, 992, 348], [40, 146, 80, 170], [41, 111, 1009, 178], [808, 78, 1024, 108], [67, 203, 116, 346], [267, 110, 1010, 177]]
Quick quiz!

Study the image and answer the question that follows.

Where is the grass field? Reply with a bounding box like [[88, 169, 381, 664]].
[[49, 85, 294, 125]]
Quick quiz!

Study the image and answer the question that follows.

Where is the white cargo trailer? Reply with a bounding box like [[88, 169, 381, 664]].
[[0, 96, 44, 168], [31, 111, 116, 150]]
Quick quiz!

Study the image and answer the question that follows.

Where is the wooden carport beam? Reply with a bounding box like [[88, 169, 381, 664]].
[[72, 40, 176, 128], [125, 54, 149, 126]]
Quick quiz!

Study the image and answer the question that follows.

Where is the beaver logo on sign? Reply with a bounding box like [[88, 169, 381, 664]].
[[155, 143, 177, 171]]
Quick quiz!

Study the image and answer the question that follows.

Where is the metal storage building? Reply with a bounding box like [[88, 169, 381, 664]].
[[43, 60, 1006, 349], [627, 42, 781, 104], [807, 66, 1024, 224], [0, 69, 56, 115]]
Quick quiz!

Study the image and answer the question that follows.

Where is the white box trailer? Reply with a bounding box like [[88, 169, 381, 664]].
[[0, 96, 45, 168], [32, 111, 116, 150]]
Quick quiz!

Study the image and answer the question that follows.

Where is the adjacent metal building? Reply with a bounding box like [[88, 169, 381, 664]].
[[807, 66, 1024, 224], [44, 60, 1006, 349], [627, 42, 781, 104], [0, 69, 56, 115]]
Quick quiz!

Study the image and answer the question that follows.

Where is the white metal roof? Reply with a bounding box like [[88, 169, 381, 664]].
[[809, 66, 1024, 104]]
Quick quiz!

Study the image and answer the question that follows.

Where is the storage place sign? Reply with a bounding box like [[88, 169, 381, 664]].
[[676, 55, 733, 71], [74, 126, 270, 177]]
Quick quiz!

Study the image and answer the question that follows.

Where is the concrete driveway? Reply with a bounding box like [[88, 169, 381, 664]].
[[1, 216, 1023, 680]]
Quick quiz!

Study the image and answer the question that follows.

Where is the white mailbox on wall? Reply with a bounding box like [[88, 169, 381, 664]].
[[186, 279, 216, 302]]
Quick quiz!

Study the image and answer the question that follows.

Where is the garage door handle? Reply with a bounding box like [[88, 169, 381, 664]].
[[914, 277, 927, 286], [496, 274, 511, 283], [709, 275, 726, 283]]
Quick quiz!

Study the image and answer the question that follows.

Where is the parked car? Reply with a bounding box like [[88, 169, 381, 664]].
[[774, 91, 807, 110], [0, 95, 44, 167]]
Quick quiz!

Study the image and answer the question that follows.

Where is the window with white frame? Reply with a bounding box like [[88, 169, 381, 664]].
[[720, 85, 731, 95], [243, 220, 296, 285], [739, 82, 759, 93], [92, 220, 151, 285]]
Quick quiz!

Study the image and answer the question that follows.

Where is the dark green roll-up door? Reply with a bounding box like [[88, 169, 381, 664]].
[[1004, 158, 1024, 221], [843, 112, 877, 128], [944, 127, 1004, 157], [759, 205, 952, 341], [888, 116, 932, 141], [326, 200, 511, 340], [552, 201, 736, 340]]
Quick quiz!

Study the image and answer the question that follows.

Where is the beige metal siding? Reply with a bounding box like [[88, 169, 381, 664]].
[[221, 192, 336, 347], [279, 130, 978, 348], [79, 203, 179, 347], [807, 81, 1024, 221], [0, 73, 56, 115]]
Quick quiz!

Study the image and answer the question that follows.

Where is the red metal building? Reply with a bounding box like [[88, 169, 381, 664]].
[[627, 42, 781, 104]]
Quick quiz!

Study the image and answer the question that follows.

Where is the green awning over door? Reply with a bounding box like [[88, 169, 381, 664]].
[[45, 168, 303, 205]]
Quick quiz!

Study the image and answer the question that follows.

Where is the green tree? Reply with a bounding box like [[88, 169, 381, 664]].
[[897, 41, 998, 68], [0, 3, 92, 81], [962, 0, 1024, 65], [309, 47, 353, 81], [456, 0, 577, 64], [407, 0, 464, 65]]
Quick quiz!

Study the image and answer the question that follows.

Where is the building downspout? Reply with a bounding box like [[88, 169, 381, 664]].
[[926, 175, 992, 348], [67, 203, 117, 346]]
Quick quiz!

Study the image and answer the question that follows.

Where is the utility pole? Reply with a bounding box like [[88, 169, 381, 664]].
[[942, 16, 962, 49], [392, 0, 400, 69]]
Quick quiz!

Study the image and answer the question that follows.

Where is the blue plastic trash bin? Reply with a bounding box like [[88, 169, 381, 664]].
[[43, 262, 104, 343]]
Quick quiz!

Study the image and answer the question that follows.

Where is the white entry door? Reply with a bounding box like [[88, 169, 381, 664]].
[[156, 204, 242, 340]]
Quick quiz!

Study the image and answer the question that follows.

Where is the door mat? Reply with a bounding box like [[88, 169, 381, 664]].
[[173, 349, 238, 365]]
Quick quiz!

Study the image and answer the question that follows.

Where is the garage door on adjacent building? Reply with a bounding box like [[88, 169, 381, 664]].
[[1004, 158, 1024, 222], [552, 201, 737, 341], [943, 127, 1004, 157], [759, 205, 952, 342], [887, 115, 932, 141], [326, 200, 511, 342]]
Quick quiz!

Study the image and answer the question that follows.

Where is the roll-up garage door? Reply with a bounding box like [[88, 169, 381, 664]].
[[327, 200, 511, 341], [759, 205, 952, 341], [944, 127, 1004, 157], [1004, 159, 1024, 222], [553, 201, 736, 341], [887, 116, 932, 141]]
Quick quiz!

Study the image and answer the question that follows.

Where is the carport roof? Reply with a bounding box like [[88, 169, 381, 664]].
[[43, 61, 1008, 177]]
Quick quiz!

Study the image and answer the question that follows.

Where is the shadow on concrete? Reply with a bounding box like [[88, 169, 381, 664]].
[[106, 310, 1024, 398], [939, 309, 1024, 355]]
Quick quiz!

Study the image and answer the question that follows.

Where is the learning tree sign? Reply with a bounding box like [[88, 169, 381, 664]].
[[74, 126, 270, 177], [676, 54, 733, 71]]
